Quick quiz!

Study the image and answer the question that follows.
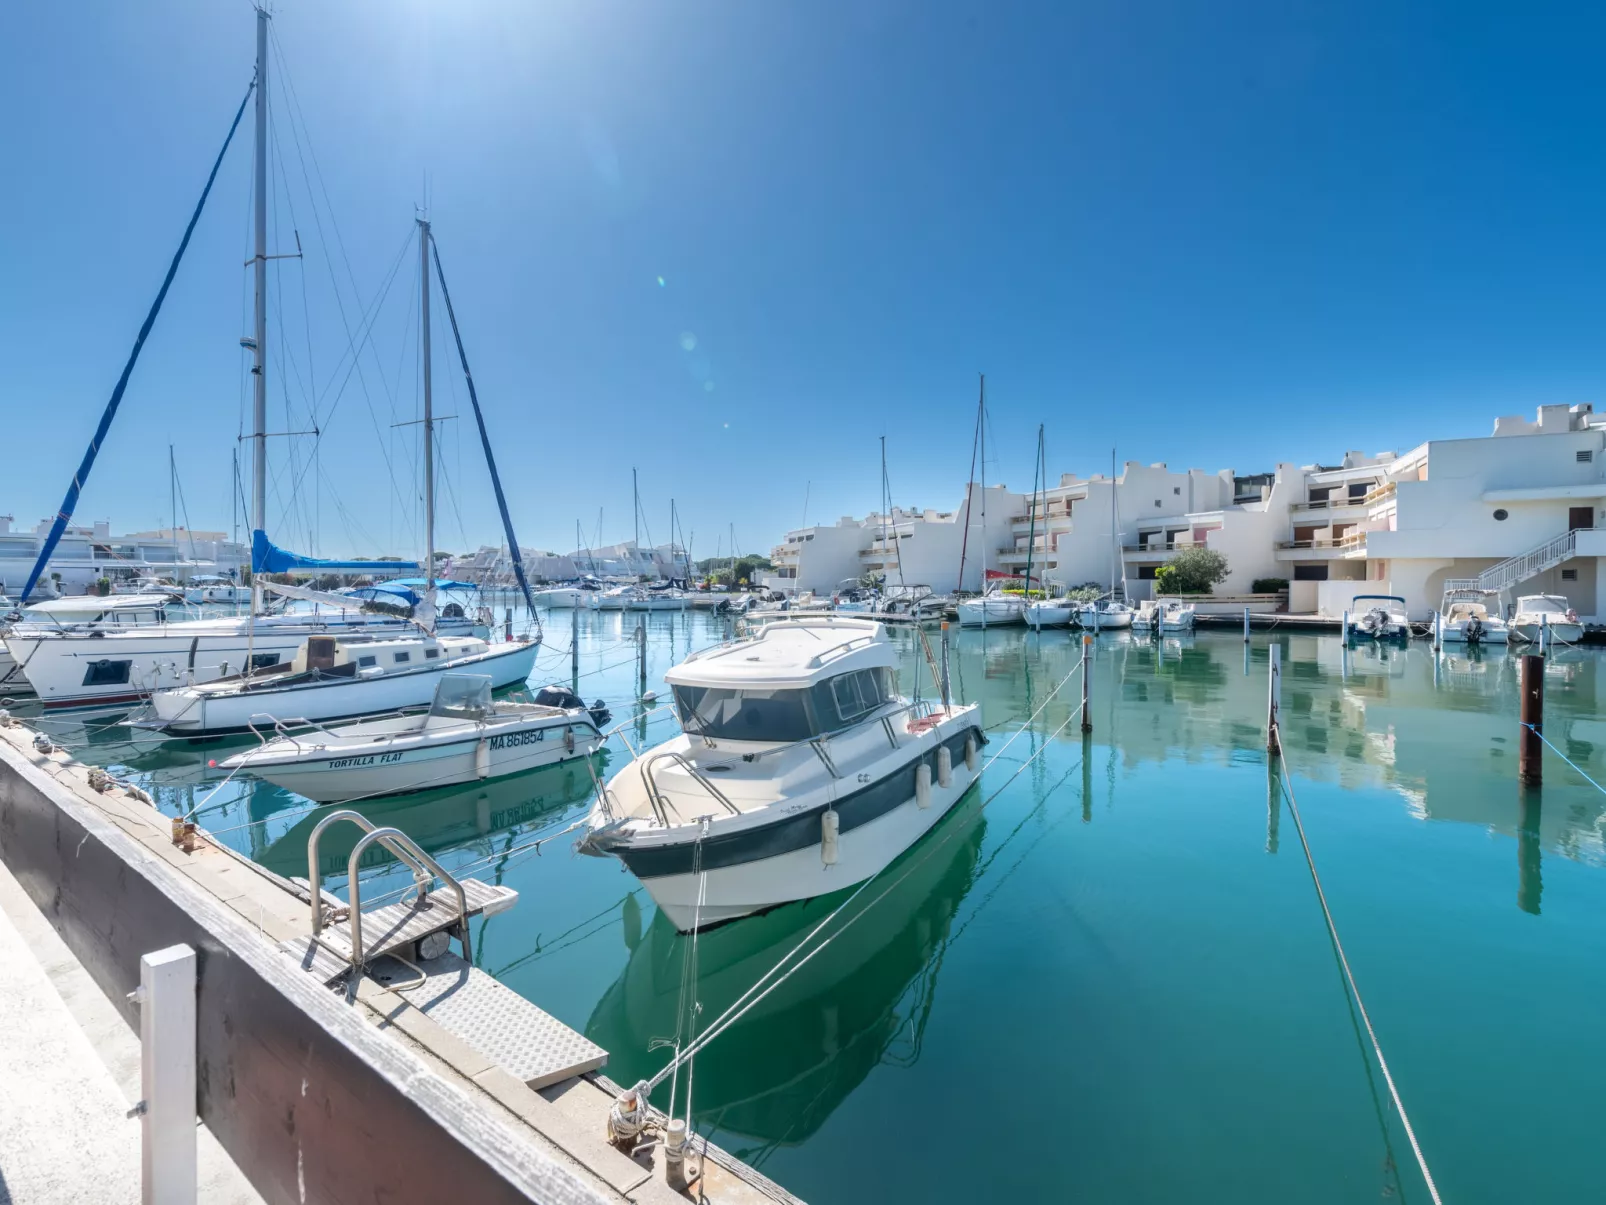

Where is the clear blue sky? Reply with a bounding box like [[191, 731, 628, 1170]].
[[6, 0, 1606, 562]]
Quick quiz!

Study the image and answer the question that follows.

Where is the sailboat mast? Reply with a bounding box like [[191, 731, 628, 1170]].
[[633, 467, 640, 576], [418, 218, 435, 602], [1109, 447, 1117, 594], [956, 374, 983, 593], [250, 7, 268, 558], [169, 444, 176, 553]]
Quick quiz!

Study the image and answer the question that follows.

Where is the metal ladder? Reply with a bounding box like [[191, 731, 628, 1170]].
[[305, 809, 472, 970]]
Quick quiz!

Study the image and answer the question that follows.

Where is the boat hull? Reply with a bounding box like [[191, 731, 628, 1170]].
[[1440, 621, 1509, 644], [955, 598, 1024, 627], [1024, 604, 1075, 629], [606, 721, 984, 931], [1076, 608, 1133, 630], [1510, 622, 1582, 644], [149, 640, 539, 735], [235, 721, 602, 802]]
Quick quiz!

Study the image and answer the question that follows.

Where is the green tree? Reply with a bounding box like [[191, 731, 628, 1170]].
[[1154, 547, 1229, 595]]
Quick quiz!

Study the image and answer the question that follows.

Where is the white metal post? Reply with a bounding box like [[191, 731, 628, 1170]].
[[1243, 606, 1250, 643], [1266, 644, 1282, 755], [136, 944, 197, 1205]]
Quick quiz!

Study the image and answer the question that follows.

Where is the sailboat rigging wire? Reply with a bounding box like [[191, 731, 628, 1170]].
[[19, 78, 255, 603], [641, 650, 1089, 1094], [1270, 727, 1444, 1205]]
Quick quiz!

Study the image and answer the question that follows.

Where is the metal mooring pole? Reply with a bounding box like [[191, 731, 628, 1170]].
[[571, 602, 580, 689], [1520, 652, 1544, 786], [1081, 633, 1093, 733], [133, 944, 197, 1205], [1266, 644, 1282, 755], [940, 621, 951, 712]]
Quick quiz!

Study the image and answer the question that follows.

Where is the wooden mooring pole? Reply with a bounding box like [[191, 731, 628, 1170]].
[[1519, 653, 1544, 786]]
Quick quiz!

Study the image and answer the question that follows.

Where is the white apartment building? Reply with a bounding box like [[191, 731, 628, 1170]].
[[451, 541, 690, 584], [1280, 404, 1606, 621], [766, 517, 878, 594], [0, 515, 246, 597]]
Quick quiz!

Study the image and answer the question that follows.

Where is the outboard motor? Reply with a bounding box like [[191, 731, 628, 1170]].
[[533, 683, 610, 729], [1465, 614, 1484, 645]]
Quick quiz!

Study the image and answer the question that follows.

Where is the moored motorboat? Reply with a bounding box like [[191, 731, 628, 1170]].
[[1024, 597, 1077, 629], [219, 674, 606, 802], [579, 617, 985, 930], [1438, 589, 1509, 644], [955, 588, 1025, 627], [1509, 594, 1583, 644], [1135, 600, 1195, 633], [1347, 594, 1410, 640]]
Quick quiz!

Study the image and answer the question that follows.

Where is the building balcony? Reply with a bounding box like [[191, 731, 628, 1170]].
[[1273, 532, 1369, 560], [997, 548, 1053, 565]]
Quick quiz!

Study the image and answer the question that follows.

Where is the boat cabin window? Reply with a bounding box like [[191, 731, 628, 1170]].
[[394, 651, 411, 664], [813, 667, 897, 731], [673, 685, 816, 743], [425, 648, 440, 659], [357, 655, 378, 668], [81, 659, 132, 686]]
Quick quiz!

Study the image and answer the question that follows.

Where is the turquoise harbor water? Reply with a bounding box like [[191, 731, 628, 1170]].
[[33, 611, 1606, 1204]]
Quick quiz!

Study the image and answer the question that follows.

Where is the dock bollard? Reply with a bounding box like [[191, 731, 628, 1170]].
[[1266, 644, 1282, 756], [1520, 653, 1543, 785], [131, 944, 197, 1203], [1081, 634, 1093, 733]]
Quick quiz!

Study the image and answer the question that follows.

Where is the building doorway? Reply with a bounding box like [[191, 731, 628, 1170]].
[[1569, 506, 1594, 531]]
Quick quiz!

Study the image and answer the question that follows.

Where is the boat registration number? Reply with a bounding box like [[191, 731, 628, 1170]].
[[329, 752, 406, 769], [489, 729, 549, 751]]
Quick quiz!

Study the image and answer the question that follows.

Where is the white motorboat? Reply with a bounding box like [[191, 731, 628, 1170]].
[[534, 584, 593, 608], [626, 588, 689, 612], [1510, 594, 1583, 644], [1348, 594, 1410, 640], [1135, 600, 1196, 633], [0, 593, 179, 697], [218, 675, 606, 802], [1438, 590, 1509, 644], [579, 617, 986, 930], [590, 586, 633, 611], [141, 631, 539, 736], [1024, 597, 1078, 629], [1075, 599, 1134, 630], [184, 576, 248, 605], [955, 589, 1026, 627]]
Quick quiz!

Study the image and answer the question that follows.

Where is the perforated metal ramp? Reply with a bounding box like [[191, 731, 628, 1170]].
[[368, 953, 607, 1089]]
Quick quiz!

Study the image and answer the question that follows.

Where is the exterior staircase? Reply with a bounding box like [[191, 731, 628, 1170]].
[[1442, 529, 1577, 595]]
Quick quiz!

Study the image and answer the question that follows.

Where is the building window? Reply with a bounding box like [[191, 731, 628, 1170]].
[[1578, 450, 1593, 463], [1292, 565, 1329, 581], [1137, 565, 1158, 580], [1173, 487, 1181, 495], [1348, 483, 1369, 500], [1561, 568, 1578, 581], [1154, 499, 1162, 508], [1492, 509, 1509, 521]]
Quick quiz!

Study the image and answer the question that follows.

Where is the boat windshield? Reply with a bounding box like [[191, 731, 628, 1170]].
[[673, 685, 816, 743], [1525, 596, 1568, 614], [430, 674, 493, 721]]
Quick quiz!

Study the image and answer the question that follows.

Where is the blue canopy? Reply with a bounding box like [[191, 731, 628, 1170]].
[[252, 530, 419, 575], [375, 577, 477, 591]]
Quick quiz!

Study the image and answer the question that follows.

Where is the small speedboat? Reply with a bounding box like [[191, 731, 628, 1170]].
[[579, 617, 986, 930], [141, 629, 539, 736], [1075, 599, 1134, 630], [1135, 600, 1195, 632], [1510, 594, 1583, 644], [1348, 594, 1410, 640], [1024, 597, 1077, 629], [1438, 590, 1509, 644], [955, 589, 1025, 627], [220, 675, 606, 802]]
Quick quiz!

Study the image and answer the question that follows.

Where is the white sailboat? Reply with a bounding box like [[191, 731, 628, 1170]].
[[146, 202, 539, 735]]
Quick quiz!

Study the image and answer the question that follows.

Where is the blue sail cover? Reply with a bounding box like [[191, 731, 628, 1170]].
[[19, 82, 255, 603], [251, 529, 418, 574]]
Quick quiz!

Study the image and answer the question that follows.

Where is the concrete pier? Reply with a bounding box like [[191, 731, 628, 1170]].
[[0, 724, 800, 1205]]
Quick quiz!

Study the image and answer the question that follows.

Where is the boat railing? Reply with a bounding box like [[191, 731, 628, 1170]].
[[638, 751, 741, 825], [305, 809, 471, 968]]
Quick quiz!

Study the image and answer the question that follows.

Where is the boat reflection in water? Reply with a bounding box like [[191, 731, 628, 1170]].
[[587, 788, 986, 1152], [256, 751, 608, 885]]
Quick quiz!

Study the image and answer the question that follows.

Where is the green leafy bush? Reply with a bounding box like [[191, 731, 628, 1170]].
[[1154, 547, 1229, 595], [1252, 577, 1289, 593]]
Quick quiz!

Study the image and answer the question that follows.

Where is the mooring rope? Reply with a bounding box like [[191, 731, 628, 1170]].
[[1522, 722, 1606, 796], [639, 652, 1090, 1095], [1270, 722, 1444, 1205]]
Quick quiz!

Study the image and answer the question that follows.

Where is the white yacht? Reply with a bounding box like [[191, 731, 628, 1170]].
[[218, 675, 605, 802], [184, 576, 248, 605], [0, 593, 179, 698], [1023, 597, 1078, 629], [955, 588, 1026, 627], [579, 617, 986, 930], [1348, 594, 1410, 640], [1134, 600, 1196, 632], [626, 587, 690, 612], [142, 630, 538, 736], [1075, 598, 1135, 630], [1510, 594, 1583, 645], [590, 586, 633, 611], [1438, 590, 1509, 644]]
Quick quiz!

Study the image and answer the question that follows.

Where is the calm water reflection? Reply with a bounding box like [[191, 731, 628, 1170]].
[[32, 613, 1606, 1204]]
